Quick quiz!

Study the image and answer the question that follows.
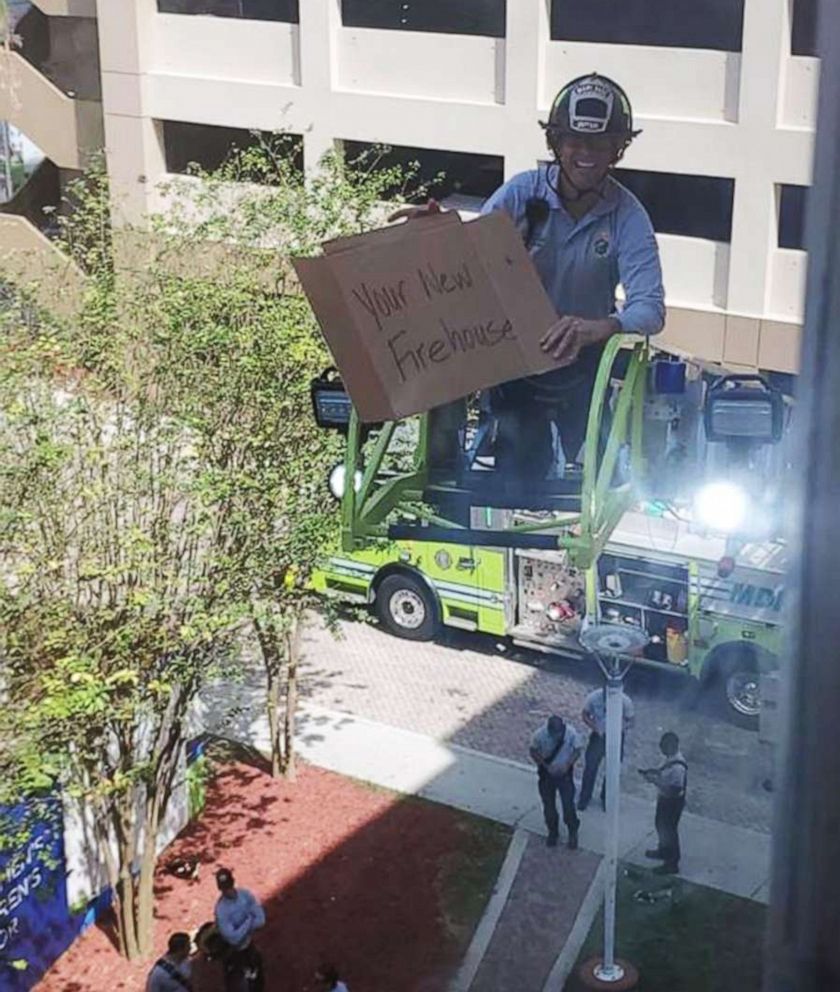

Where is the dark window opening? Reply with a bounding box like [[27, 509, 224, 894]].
[[342, 142, 504, 201], [791, 0, 817, 57], [614, 168, 735, 242], [550, 0, 745, 52], [341, 0, 505, 38], [157, 0, 299, 22], [778, 184, 808, 250], [162, 121, 303, 182]]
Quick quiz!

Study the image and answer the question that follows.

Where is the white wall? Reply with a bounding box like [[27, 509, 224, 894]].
[[62, 751, 190, 909], [97, 0, 817, 368]]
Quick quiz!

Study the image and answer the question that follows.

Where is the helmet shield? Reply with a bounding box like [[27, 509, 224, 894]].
[[544, 73, 640, 142], [568, 78, 615, 134]]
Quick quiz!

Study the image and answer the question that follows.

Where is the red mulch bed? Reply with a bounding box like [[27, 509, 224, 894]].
[[37, 759, 508, 992]]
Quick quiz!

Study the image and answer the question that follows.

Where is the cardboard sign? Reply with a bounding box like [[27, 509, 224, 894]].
[[293, 211, 559, 422]]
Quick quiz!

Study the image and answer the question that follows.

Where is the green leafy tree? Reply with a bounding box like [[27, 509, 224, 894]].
[[0, 141, 426, 957], [0, 319, 245, 959], [148, 136, 429, 778]]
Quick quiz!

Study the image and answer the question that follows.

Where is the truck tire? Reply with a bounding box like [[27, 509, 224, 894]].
[[714, 651, 761, 731], [375, 572, 439, 642]]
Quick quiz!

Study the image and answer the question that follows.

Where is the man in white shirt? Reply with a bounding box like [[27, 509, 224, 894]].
[[578, 684, 635, 811], [529, 714, 583, 849], [145, 932, 192, 992], [639, 731, 688, 875], [214, 867, 266, 991]]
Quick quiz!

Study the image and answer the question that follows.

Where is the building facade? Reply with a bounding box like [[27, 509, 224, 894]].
[[3, 0, 821, 372]]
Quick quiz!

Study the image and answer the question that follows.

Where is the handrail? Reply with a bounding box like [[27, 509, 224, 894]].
[[339, 337, 650, 562]]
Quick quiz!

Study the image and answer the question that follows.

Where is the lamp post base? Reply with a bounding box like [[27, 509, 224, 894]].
[[577, 957, 639, 990]]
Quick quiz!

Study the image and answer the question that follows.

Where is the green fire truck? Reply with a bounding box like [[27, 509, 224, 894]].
[[310, 336, 789, 729], [313, 506, 785, 729]]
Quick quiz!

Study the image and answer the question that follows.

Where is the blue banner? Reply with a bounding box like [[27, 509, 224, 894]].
[[0, 799, 74, 991]]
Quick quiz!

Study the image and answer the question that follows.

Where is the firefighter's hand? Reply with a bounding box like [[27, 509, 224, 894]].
[[540, 316, 621, 366], [387, 198, 443, 223], [540, 316, 590, 366]]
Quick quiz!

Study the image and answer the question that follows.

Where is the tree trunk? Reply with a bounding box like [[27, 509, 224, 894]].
[[114, 866, 141, 960], [282, 615, 302, 781], [110, 790, 143, 961], [136, 797, 160, 959], [255, 616, 285, 777], [267, 666, 283, 778]]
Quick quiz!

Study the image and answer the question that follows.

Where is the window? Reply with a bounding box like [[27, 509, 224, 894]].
[[162, 122, 303, 181], [157, 0, 299, 22], [551, 0, 745, 52], [614, 168, 735, 242], [778, 185, 808, 250], [341, 0, 505, 38], [791, 0, 818, 57], [342, 142, 504, 200]]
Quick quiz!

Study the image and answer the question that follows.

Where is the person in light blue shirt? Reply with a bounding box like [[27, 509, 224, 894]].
[[214, 867, 266, 991], [398, 74, 665, 483], [481, 73, 665, 477]]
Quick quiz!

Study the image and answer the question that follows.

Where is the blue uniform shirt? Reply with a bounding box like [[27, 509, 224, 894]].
[[480, 167, 665, 337]]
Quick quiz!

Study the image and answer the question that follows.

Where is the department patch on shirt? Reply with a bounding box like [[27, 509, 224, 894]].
[[593, 233, 611, 257]]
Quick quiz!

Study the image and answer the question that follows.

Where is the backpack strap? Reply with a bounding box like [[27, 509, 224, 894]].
[[542, 723, 567, 769], [155, 958, 193, 991]]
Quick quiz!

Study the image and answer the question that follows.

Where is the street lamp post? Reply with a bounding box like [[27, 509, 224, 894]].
[[578, 622, 648, 990]]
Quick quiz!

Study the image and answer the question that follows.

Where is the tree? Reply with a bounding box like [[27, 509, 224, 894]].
[[0, 141, 427, 956], [0, 315, 246, 959], [147, 137, 429, 778]]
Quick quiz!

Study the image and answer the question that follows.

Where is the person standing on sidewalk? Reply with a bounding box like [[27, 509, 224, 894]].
[[529, 714, 582, 849], [639, 731, 688, 875], [578, 684, 635, 811], [214, 867, 266, 991]]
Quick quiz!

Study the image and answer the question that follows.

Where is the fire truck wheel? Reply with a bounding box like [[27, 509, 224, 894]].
[[375, 572, 439, 641], [715, 652, 760, 731]]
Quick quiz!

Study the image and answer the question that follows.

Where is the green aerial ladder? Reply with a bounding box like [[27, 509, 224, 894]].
[[327, 335, 650, 570]]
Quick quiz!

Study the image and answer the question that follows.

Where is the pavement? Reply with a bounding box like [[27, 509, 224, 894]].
[[198, 616, 773, 991], [299, 617, 774, 833]]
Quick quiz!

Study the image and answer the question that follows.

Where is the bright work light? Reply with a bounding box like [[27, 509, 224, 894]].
[[694, 480, 749, 533]]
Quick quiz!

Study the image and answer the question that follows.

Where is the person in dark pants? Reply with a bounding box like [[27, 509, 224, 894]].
[[529, 714, 583, 849], [640, 731, 688, 875], [578, 685, 635, 811], [214, 868, 266, 992]]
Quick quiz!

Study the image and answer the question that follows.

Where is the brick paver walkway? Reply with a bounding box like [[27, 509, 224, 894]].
[[298, 615, 773, 833]]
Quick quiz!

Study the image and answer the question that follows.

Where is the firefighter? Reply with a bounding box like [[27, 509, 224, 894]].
[[393, 73, 665, 481]]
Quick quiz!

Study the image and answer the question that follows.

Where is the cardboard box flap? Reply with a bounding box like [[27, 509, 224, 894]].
[[294, 210, 559, 422], [292, 256, 390, 421], [322, 211, 461, 256]]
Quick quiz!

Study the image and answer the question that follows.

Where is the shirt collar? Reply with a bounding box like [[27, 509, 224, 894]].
[[539, 164, 621, 220]]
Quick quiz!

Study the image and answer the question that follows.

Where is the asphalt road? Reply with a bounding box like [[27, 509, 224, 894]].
[[299, 613, 775, 833]]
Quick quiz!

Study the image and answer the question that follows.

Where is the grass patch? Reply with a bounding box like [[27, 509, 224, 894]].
[[437, 815, 512, 946], [565, 863, 766, 992]]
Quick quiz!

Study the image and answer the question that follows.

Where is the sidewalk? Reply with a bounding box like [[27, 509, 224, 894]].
[[293, 703, 771, 905], [199, 684, 771, 990]]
